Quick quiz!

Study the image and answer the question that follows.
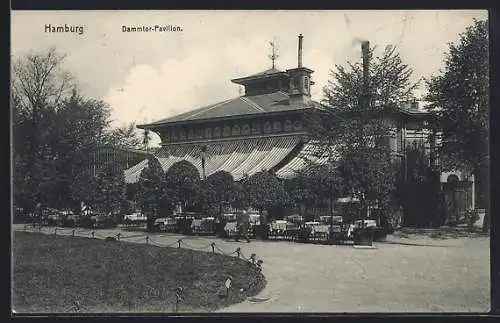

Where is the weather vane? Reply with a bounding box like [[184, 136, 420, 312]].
[[268, 38, 279, 69]]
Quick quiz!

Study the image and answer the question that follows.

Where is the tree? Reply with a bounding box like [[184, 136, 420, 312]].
[[12, 48, 113, 211], [308, 165, 344, 218], [136, 158, 167, 231], [395, 142, 443, 227], [424, 19, 489, 232], [165, 161, 201, 212], [12, 48, 74, 207], [202, 171, 235, 218], [308, 43, 417, 223], [231, 178, 252, 210], [94, 162, 127, 218], [107, 122, 141, 149], [70, 167, 99, 210], [244, 171, 285, 224]]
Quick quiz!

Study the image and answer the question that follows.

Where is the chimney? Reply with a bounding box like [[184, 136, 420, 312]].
[[361, 41, 370, 108], [298, 34, 303, 68]]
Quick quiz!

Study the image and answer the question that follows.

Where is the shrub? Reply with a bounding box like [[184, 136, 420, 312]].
[[297, 226, 312, 243], [353, 227, 375, 245], [177, 218, 194, 235], [80, 216, 95, 229], [255, 224, 269, 240]]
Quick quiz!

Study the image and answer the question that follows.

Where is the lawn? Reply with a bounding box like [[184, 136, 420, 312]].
[[12, 232, 266, 313]]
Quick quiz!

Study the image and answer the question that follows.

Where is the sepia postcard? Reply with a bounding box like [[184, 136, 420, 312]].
[[11, 10, 491, 314]]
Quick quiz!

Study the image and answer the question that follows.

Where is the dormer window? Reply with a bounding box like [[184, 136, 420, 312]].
[[304, 76, 309, 93]]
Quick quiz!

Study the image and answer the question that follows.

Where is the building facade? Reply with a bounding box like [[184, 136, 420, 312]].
[[126, 35, 431, 184]]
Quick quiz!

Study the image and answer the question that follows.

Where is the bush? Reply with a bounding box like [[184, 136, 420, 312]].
[[214, 218, 227, 237], [80, 216, 95, 229], [353, 227, 375, 246], [297, 226, 312, 243], [103, 218, 117, 229], [255, 224, 269, 240], [177, 218, 194, 235]]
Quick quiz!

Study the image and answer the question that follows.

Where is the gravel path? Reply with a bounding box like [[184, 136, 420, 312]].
[[13, 224, 490, 313]]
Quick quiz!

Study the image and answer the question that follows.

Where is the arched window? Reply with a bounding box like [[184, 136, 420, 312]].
[[187, 129, 194, 139], [293, 121, 303, 131], [205, 127, 212, 139], [263, 122, 272, 134], [232, 124, 241, 136], [242, 124, 250, 135], [179, 129, 186, 140], [273, 121, 281, 132]]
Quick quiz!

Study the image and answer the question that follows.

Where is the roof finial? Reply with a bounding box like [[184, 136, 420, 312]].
[[268, 38, 279, 69]]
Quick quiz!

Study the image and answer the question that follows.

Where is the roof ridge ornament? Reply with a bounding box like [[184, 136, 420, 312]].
[[268, 38, 279, 69]]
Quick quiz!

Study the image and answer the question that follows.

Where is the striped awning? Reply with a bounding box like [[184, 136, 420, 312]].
[[125, 135, 302, 183], [275, 141, 332, 179]]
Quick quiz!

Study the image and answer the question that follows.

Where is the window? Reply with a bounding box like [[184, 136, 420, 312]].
[[214, 127, 221, 137], [252, 123, 261, 134], [273, 121, 281, 132], [179, 129, 186, 140], [293, 121, 303, 131], [242, 124, 250, 135], [263, 122, 272, 134], [205, 128, 212, 138], [232, 125, 241, 136]]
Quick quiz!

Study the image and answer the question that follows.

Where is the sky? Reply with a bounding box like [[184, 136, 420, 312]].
[[11, 10, 488, 146]]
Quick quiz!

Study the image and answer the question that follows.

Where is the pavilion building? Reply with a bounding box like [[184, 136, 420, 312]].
[[124, 34, 475, 223], [126, 35, 429, 183]]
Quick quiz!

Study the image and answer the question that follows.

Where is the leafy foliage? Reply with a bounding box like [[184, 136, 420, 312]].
[[284, 165, 343, 214], [12, 48, 143, 211], [395, 142, 442, 227], [310, 43, 414, 220], [107, 122, 142, 149], [243, 171, 285, 223], [202, 171, 235, 217], [424, 19, 489, 231], [12, 48, 75, 208], [425, 19, 489, 174], [93, 162, 127, 217], [322, 44, 419, 110], [165, 161, 201, 211], [136, 158, 167, 230]]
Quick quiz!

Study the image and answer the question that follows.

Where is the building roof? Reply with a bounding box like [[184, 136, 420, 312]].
[[139, 91, 320, 128], [230, 68, 288, 85]]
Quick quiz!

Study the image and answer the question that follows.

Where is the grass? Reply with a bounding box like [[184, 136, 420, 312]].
[[12, 231, 266, 313]]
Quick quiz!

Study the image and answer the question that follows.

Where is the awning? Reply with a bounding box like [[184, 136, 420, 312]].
[[275, 141, 331, 179], [125, 135, 302, 183]]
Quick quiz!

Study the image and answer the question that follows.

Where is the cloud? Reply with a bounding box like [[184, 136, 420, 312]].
[[104, 34, 334, 133]]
